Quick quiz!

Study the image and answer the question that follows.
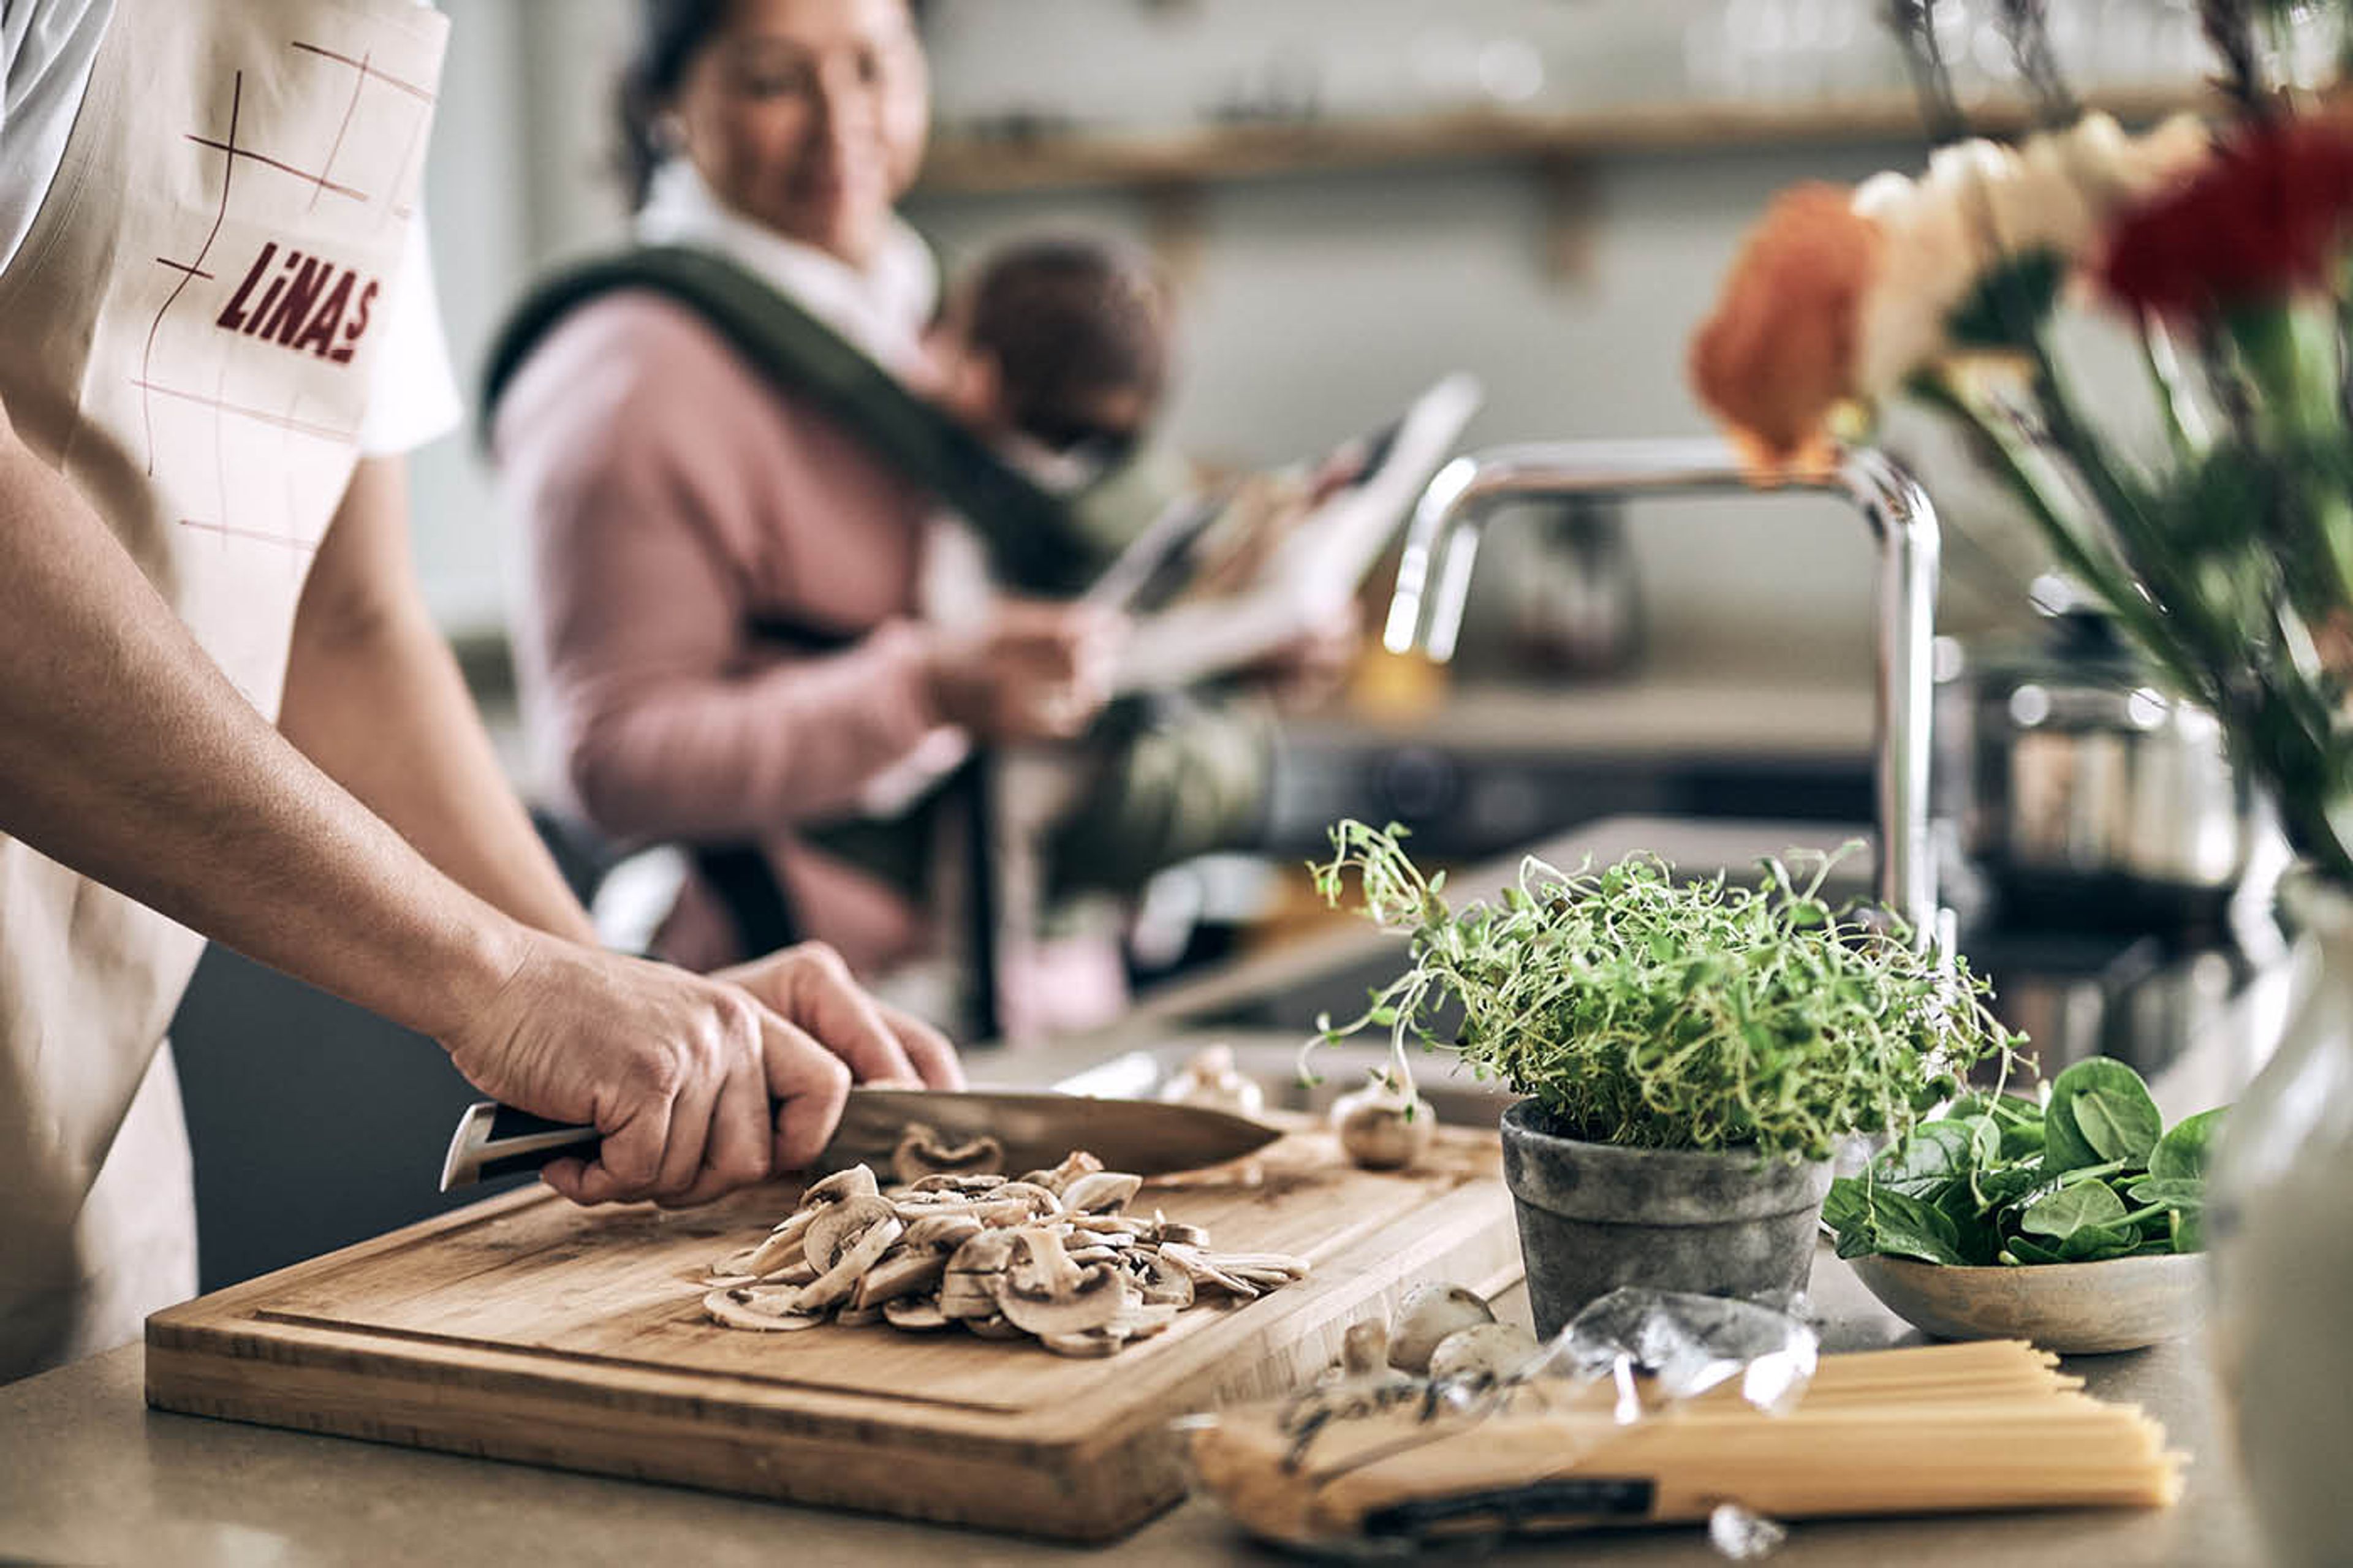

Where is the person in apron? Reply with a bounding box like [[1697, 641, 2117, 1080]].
[[0, 0, 960, 1386]]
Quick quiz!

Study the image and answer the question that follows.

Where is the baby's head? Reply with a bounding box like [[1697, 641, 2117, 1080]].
[[933, 235, 1172, 461]]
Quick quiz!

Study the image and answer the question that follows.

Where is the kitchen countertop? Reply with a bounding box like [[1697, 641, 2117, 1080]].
[[0, 1252, 2258, 1568], [0, 814, 2289, 1568]]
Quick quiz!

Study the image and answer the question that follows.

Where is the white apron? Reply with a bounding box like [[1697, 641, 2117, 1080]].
[[0, 0, 446, 1381]]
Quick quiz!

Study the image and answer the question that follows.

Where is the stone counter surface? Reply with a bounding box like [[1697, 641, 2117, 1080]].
[[0, 1248, 2259, 1568]]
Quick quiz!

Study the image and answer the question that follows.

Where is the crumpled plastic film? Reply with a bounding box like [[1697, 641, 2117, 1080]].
[[1531, 1287, 1821, 1420], [1708, 1500, 1790, 1560]]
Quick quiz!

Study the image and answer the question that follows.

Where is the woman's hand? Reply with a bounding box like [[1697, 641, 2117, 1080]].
[[439, 934, 852, 1208], [925, 600, 1126, 743], [1251, 600, 1363, 713]]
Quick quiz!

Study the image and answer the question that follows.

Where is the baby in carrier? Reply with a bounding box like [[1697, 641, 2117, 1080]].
[[884, 234, 1280, 1037]]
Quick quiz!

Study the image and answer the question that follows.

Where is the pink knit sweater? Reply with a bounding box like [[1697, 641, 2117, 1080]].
[[494, 292, 946, 975]]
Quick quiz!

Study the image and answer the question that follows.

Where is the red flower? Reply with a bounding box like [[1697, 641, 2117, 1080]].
[[2101, 116, 2353, 324]]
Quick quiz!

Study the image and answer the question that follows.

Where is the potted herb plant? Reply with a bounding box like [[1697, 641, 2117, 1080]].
[[1311, 820, 2017, 1336]]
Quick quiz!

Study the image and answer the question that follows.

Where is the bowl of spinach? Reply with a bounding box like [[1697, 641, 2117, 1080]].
[[1828, 1057, 2223, 1353], [1311, 820, 2018, 1335]]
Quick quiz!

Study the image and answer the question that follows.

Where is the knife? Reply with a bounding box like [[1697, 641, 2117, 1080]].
[[438, 1088, 1283, 1192]]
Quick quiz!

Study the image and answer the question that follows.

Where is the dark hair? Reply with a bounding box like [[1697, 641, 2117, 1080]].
[[615, 0, 931, 211], [964, 236, 1172, 454], [616, 1, 734, 211]]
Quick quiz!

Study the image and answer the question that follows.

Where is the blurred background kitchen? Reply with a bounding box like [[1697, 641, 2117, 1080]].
[[175, 0, 2264, 1288]]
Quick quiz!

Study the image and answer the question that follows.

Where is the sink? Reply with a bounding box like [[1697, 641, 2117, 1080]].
[[1051, 1031, 1517, 1129]]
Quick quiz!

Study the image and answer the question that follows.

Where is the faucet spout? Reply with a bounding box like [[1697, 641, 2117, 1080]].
[[1384, 437, 1942, 941]]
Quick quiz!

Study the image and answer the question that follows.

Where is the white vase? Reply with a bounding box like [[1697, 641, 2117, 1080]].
[[2208, 874, 2353, 1567]]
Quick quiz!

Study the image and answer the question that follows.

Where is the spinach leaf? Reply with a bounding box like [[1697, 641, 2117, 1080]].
[[2042, 1059, 2164, 1172], [1848, 1185, 1969, 1265], [2150, 1107, 2226, 1184], [2124, 1176, 2207, 1210], [2019, 1179, 2130, 1243], [1822, 1176, 1873, 1243], [1950, 1092, 2046, 1160], [2000, 1235, 2067, 1265], [2056, 1222, 2141, 1262], [1870, 1120, 1980, 1199]]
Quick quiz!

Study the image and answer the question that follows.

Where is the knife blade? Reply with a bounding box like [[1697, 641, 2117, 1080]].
[[437, 1088, 1283, 1192]]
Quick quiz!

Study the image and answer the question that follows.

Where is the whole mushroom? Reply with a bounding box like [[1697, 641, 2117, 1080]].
[[1387, 1283, 1496, 1374], [1157, 1044, 1267, 1119], [1332, 1069, 1435, 1170], [1426, 1321, 1541, 1387]]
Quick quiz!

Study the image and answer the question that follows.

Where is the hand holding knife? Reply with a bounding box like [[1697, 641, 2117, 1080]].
[[441, 1087, 1282, 1191]]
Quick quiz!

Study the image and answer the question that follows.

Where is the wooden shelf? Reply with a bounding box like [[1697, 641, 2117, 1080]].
[[914, 85, 2202, 197]]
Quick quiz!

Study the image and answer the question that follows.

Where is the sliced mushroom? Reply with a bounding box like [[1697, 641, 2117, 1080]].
[[939, 1230, 1020, 1319], [795, 1211, 904, 1312], [1059, 1171, 1144, 1215], [883, 1297, 950, 1331], [1126, 1249, 1196, 1309], [1110, 1301, 1181, 1341], [907, 1172, 1006, 1195], [835, 1305, 887, 1327], [1023, 1150, 1104, 1195], [806, 1195, 901, 1273], [891, 1124, 1007, 1186], [964, 1312, 1026, 1341], [1039, 1328, 1126, 1358], [1389, 1283, 1496, 1375], [1155, 1242, 1262, 1299], [985, 1181, 1064, 1219], [901, 1213, 984, 1251], [703, 1285, 825, 1332], [1427, 1322, 1541, 1386], [710, 1202, 817, 1281], [851, 1247, 949, 1310], [1153, 1219, 1211, 1248], [996, 1229, 1134, 1338], [936, 1196, 1036, 1230], [1067, 1215, 1148, 1241], [1206, 1251, 1312, 1280], [802, 1166, 881, 1206]]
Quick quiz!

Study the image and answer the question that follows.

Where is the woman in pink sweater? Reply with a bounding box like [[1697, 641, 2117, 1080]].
[[492, 0, 1118, 996]]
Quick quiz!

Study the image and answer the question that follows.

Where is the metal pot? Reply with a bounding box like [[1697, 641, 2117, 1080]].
[[1935, 578, 2279, 926]]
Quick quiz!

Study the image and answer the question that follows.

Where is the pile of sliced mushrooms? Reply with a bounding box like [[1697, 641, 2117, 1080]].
[[702, 1126, 1310, 1358]]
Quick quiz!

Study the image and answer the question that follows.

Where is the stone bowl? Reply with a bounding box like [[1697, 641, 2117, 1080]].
[[1849, 1252, 2206, 1354]]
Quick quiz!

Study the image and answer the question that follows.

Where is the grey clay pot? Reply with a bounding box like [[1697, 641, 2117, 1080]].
[[1499, 1099, 1835, 1338]]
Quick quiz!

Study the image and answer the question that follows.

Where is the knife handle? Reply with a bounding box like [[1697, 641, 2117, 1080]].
[[441, 1102, 599, 1190]]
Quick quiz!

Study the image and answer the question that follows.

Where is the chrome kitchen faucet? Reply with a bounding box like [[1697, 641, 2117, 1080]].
[[1384, 439, 1944, 945]]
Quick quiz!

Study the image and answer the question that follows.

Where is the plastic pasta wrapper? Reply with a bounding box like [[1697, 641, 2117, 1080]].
[[1537, 1289, 1821, 1423], [1186, 1289, 2183, 1556]]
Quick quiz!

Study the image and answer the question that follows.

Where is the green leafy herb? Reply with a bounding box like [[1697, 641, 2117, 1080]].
[[1307, 820, 2020, 1163], [1824, 1056, 2229, 1266], [2042, 1058, 2165, 1172]]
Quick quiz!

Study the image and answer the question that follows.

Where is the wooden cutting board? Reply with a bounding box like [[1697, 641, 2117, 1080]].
[[146, 1121, 1519, 1542]]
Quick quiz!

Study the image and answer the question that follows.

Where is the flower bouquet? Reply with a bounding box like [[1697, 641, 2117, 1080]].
[[1691, 0, 2353, 884]]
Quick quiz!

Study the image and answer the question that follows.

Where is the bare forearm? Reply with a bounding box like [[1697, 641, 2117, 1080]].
[[0, 422, 522, 1039], [281, 458, 594, 944]]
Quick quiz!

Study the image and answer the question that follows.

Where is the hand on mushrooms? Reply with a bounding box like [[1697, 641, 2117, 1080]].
[[704, 1148, 1308, 1357]]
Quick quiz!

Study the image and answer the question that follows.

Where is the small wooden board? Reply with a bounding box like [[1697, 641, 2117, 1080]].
[[147, 1123, 1519, 1542]]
